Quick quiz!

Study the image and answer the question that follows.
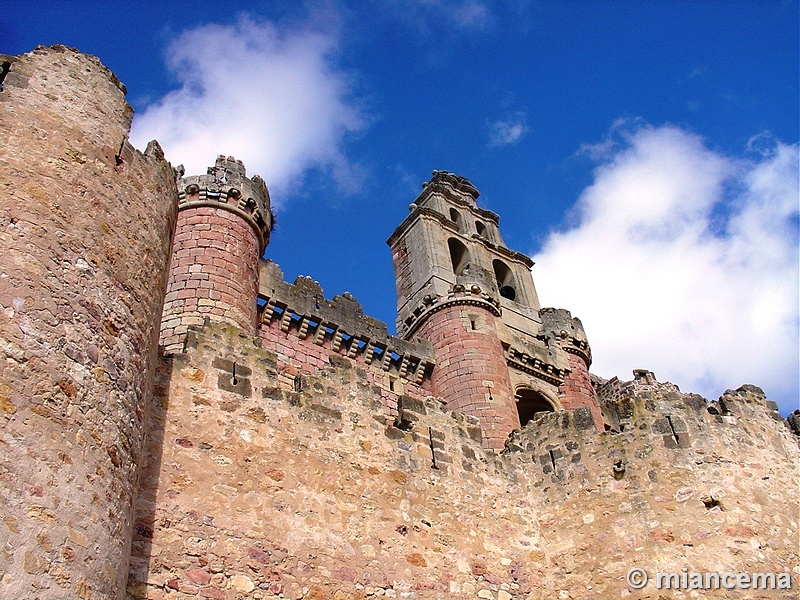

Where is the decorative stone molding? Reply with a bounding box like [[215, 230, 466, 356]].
[[178, 155, 273, 253], [400, 286, 503, 339], [505, 344, 567, 386]]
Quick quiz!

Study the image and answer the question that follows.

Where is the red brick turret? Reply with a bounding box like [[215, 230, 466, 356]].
[[159, 156, 273, 353]]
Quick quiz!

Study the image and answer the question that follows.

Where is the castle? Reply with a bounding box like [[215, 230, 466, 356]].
[[0, 46, 797, 600]]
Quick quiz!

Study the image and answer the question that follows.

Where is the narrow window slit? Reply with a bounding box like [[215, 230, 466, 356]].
[[666, 415, 680, 444], [0, 61, 11, 92], [429, 427, 439, 470], [114, 137, 125, 166]]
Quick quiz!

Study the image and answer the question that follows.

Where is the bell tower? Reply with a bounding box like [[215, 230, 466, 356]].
[[388, 171, 602, 448]]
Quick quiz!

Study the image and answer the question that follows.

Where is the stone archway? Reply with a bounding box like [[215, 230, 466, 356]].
[[515, 387, 555, 427]]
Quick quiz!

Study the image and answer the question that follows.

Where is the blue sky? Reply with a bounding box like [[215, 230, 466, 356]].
[[4, 1, 798, 414]]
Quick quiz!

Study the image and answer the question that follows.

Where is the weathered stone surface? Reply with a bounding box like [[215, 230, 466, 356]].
[[0, 45, 178, 598], [128, 325, 800, 599]]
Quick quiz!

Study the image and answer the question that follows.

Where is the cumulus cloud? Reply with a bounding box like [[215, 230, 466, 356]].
[[532, 123, 799, 414], [130, 16, 365, 203], [488, 112, 528, 147]]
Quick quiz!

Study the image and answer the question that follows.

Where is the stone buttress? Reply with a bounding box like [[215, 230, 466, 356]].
[[159, 157, 274, 354], [0, 46, 178, 598]]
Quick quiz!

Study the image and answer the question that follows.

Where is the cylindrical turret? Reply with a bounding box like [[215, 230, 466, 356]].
[[0, 46, 178, 598], [414, 290, 519, 449], [159, 156, 273, 353], [540, 308, 603, 429]]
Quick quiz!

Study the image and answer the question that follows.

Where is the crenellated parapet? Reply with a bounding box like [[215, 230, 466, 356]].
[[178, 155, 273, 253], [539, 307, 592, 367], [258, 261, 435, 385], [594, 370, 791, 436]]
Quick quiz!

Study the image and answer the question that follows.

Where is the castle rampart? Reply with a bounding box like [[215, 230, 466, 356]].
[[257, 260, 435, 410], [0, 46, 797, 600], [0, 46, 178, 598], [128, 323, 799, 599]]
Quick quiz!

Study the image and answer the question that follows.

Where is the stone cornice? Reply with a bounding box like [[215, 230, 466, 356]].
[[400, 286, 502, 340], [470, 233, 535, 268], [505, 345, 566, 386], [179, 156, 273, 254], [563, 338, 592, 367], [258, 297, 435, 384]]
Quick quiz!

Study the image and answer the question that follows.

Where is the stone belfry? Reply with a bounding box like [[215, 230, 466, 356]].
[[388, 171, 602, 448]]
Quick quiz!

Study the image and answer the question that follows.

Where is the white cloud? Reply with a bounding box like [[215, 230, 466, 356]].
[[130, 16, 365, 204], [532, 123, 799, 414], [488, 112, 528, 146]]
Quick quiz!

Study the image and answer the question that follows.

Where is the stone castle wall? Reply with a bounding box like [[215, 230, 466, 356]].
[[256, 261, 435, 412], [0, 46, 178, 598], [127, 323, 799, 600], [1, 45, 798, 600]]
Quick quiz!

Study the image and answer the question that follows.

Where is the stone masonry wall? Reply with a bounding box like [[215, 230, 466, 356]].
[[257, 310, 431, 414], [504, 382, 799, 599], [129, 323, 799, 600], [128, 323, 541, 600], [0, 46, 178, 598]]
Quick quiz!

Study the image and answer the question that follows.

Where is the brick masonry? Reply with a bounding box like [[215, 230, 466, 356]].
[[160, 207, 260, 352], [416, 303, 519, 450], [558, 353, 603, 430]]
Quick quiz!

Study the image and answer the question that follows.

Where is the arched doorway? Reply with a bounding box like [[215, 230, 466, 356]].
[[515, 388, 555, 427]]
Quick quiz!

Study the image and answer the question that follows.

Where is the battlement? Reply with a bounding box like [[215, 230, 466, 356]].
[[539, 307, 592, 366], [178, 155, 273, 253], [257, 260, 435, 389]]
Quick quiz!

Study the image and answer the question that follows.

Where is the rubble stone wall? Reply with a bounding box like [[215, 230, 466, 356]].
[[128, 323, 800, 600], [0, 46, 178, 598]]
